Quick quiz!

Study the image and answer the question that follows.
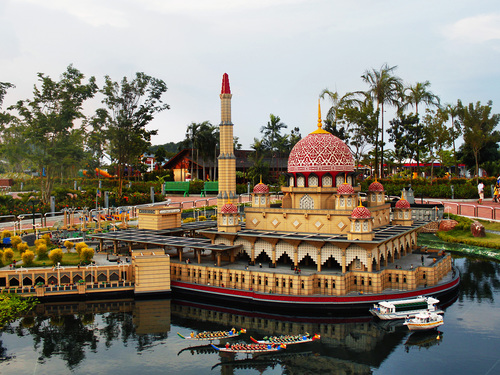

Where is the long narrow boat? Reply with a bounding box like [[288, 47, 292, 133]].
[[210, 343, 286, 354], [369, 296, 443, 320], [250, 333, 320, 345], [177, 328, 246, 341], [404, 312, 444, 331]]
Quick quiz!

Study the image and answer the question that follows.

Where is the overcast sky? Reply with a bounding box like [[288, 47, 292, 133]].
[[1, 0, 500, 149]]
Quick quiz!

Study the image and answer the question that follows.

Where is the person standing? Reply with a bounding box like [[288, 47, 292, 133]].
[[478, 180, 484, 204]]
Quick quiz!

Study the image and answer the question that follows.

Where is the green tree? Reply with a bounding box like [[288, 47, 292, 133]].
[[388, 113, 422, 176], [0, 292, 37, 326], [360, 64, 403, 178], [84, 108, 109, 176], [260, 114, 287, 180], [10, 65, 98, 203], [100, 72, 169, 195], [400, 81, 440, 117], [445, 103, 463, 176], [154, 146, 167, 170], [422, 108, 451, 181], [457, 100, 500, 182]]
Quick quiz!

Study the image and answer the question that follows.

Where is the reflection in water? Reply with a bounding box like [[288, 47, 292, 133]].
[[457, 255, 500, 303], [4, 257, 493, 374]]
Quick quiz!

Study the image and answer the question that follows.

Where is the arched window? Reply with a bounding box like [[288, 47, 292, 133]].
[[300, 194, 314, 209], [322, 175, 333, 187], [297, 176, 305, 187], [308, 175, 318, 187]]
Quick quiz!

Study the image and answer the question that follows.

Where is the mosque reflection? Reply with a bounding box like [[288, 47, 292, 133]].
[[2, 296, 453, 374]]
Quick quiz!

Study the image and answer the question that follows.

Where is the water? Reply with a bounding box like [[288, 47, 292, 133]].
[[1, 255, 499, 375]]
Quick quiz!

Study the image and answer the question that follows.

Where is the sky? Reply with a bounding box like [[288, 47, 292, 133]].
[[1, 0, 500, 150]]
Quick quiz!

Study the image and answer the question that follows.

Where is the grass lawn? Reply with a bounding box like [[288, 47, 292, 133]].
[[478, 219, 500, 232], [7, 247, 85, 268]]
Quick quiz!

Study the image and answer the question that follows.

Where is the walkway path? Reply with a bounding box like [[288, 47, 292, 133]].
[[426, 198, 500, 221]]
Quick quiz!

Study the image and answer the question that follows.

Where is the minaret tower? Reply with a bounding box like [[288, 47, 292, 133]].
[[218, 73, 236, 212]]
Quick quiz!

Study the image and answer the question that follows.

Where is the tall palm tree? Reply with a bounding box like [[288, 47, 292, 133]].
[[261, 114, 287, 179], [402, 81, 440, 117], [445, 103, 462, 176], [361, 64, 403, 178]]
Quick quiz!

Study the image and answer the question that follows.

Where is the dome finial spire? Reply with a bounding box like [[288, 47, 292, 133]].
[[317, 99, 322, 130]]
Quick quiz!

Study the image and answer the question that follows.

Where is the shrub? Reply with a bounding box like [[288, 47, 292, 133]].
[[0, 250, 3, 266], [34, 239, 45, 248], [10, 236, 22, 250], [183, 217, 195, 223], [49, 248, 64, 264], [64, 240, 74, 253], [80, 247, 94, 263], [210, 215, 217, 220], [17, 243, 29, 255], [42, 234, 52, 246], [198, 215, 207, 221], [22, 250, 35, 266], [3, 248, 14, 263], [75, 242, 88, 256], [1, 230, 11, 239], [36, 244, 48, 259]]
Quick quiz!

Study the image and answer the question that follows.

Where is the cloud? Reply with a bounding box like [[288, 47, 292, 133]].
[[443, 13, 500, 43], [18, 0, 129, 27], [141, 0, 307, 13]]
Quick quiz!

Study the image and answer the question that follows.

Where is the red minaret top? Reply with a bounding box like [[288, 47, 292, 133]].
[[221, 73, 231, 94]]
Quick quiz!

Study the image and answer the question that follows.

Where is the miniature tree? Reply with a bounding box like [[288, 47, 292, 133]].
[[48, 248, 64, 265], [75, 242, 88, 256], [17, 243, 29, 255], [0, 250, 4, 266], [22, 250, 35, 266], [36, 244, 48, 259], [63, 240, 74, 253], [3, 248, 14, 263], [10, 236, 22, 250], [42, 234, 52, 246], [80, 247, 94, 263], [1, 230, 11, 239]]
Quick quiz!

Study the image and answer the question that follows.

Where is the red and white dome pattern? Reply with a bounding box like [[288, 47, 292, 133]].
[[351, 206, 372, 219], [220, 203, 238, 214], [368, 181, 384, 192], [395, 198, 411, 209], [337, 183, 355, 195], [288, 132, 354, 173], [253, 182, 269, 194]]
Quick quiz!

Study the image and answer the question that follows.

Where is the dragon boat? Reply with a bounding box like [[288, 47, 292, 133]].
[[177, 328, 246, 341], [250, 333, 320, 345], [210, 343, 286, 354]]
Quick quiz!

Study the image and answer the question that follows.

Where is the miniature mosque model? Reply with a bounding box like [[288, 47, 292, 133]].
[[195, 73, 453, 295]]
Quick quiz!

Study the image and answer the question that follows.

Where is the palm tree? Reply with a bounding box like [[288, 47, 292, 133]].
[[445, 103, 462, 176], [401, 81, 440, 117], [361, 64, 403, 178], [260, 114, 287, 179]]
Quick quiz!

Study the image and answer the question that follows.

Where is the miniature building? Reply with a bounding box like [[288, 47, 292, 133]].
[[218, 201, 241, 233], [392, 197, 413, 226], [137, 206, 181, 230]]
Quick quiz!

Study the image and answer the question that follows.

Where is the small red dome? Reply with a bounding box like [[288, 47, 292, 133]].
[[395, 198, 411, 209], [368, 181, 384, 192], [220, 203, 238, 214], [253, 182, 269, 194], [351, 206, 372, 219], [337, 183, 355, 195], [288, 132, 354, 173]]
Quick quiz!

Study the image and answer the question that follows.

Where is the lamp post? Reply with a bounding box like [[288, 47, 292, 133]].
[[55, 262, 64, 286], [29, 197, 39, 231]]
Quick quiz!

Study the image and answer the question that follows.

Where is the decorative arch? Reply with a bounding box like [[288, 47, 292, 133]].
[[35, 276, 45, 284], [255, 239, 273, 260], [298, 243, 317, 264], [61, 275, 70, 284], [299, 194, 314, 209], [109, 272, 119, 281], [308, 174, 319, 187], [345, 245, 368, 268], [322, 174, 333, 187], [97, 273, 107, 282], [321, 243, 343, 266], [22, 276, 33, 286]]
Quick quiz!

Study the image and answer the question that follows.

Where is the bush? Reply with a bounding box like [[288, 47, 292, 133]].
[[22, 250, 35, 266], [36, 244, 48, 259], [210, 215, 217, 220], [10, 236, 22, 250], [1, 230, 11, 239], [75, 242, 88, 256], [3, 248, 14, 263], [0, 250, 3, 266], [42, 234, 52, 246], [183, 217, 195, 223], [17, 243, 29, 255], [34, 239, 45, 248], [80, 247, 94, 263], [49, 248, 64, 264], [198, 215, 207, 221], [64, 240, 74, 253]]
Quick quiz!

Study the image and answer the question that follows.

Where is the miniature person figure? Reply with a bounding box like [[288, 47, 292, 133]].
[[478, 180, 484, 204]]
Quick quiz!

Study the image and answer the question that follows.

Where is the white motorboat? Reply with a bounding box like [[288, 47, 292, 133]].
[[404, 312, 444, 331], [369, 296, 443, 320]]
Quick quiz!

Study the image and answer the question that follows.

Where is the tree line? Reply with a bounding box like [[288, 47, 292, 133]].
[[0, 65, 169, 203]]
